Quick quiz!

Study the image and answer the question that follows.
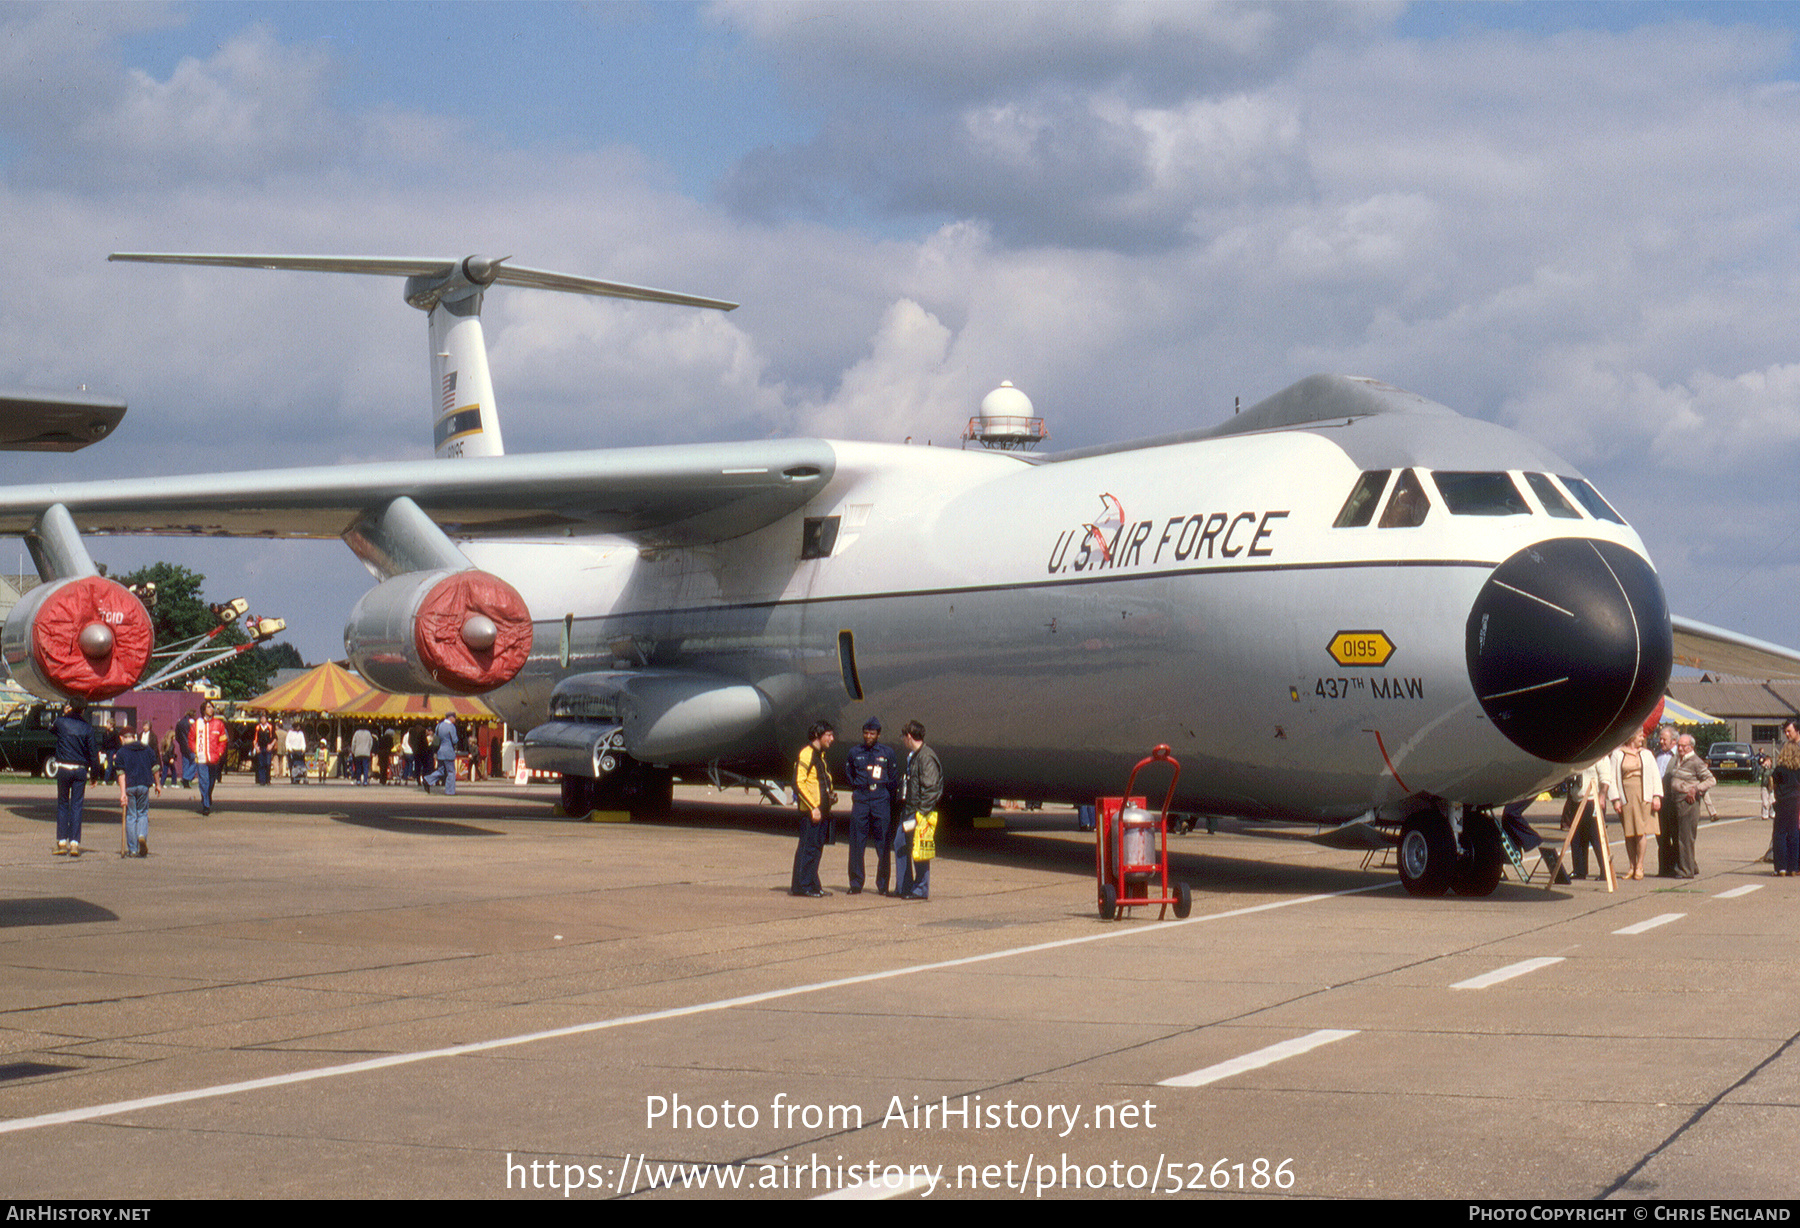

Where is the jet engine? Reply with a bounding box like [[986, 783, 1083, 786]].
[[1, 574, 154, 702], [344, 568, 532, 695]]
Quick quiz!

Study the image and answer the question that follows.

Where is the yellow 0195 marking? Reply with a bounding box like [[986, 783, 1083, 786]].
[[1326, 629, 1395, 667]]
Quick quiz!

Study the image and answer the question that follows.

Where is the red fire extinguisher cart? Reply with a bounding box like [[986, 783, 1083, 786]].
[[1094, 744, 1193, 921]]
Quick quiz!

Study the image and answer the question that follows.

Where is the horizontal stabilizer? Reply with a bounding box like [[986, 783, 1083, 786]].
[[110, 252, 737, 311], [0, 389, 126, 452], [1671, 615, 1800, 681]]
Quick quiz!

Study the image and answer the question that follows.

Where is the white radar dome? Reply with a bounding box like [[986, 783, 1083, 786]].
[[980, 380, 1034, 417]]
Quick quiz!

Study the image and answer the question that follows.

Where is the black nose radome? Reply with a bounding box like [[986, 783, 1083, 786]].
[[1466, 538, 1672, 764]]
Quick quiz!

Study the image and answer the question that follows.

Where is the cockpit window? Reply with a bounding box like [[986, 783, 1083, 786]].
[[1378, 468, 1431, 528], [1333, 470, 1391, 527], [1560, 476, 1627, 525], [1523, 472, 1582, 519], [1431, 471, 1529, 516]]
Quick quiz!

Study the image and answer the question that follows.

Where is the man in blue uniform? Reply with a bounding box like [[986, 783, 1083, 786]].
[[52, 702, 98, 857], [845, 717, 900, 895]]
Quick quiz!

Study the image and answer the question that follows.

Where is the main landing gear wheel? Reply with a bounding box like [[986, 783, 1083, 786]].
[[941, 796, 992, 829], [1397, 813, 1454, 897], [560, 775, 595, 816], [560, 761, 677, 820], [1099, 882, 1118, 920], [635, 767, 674, 818], [593, 764, 674, 819]]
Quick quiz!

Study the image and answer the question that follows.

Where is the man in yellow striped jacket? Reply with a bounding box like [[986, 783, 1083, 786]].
[[791, 721, 836, 898]]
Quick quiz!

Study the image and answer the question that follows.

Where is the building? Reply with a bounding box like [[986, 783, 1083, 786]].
[[1664, 678, 1800, 750]]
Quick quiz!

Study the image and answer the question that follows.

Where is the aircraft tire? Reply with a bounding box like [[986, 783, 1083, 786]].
[[590, 763, 674, 819], [1172, 881, 1192, 919], [634, 767, 674, 819], [1451, 815, 1505, 897], [560, 775, 595, 817], [1450, 854, 1504, 897], [1397, 813, 1454, 897], [1099, 882, 1118, 920], [940, 796, 992, 829]]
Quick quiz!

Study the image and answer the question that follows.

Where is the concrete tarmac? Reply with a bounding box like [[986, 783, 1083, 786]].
[[0, 774, 1794, 1200]]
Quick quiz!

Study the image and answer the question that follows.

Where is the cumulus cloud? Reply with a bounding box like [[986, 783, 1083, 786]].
[[711, 0, 1378, 248], [93, 28, 340, 183], [490, 291, 790, 450], [717, 8, 1325, 251], [1507, 356, 1800, 470], [797, 297, 960, 441], [4, 14, 477, 194], [0, 3, 178, 173], [713, 0, 1394, 104]]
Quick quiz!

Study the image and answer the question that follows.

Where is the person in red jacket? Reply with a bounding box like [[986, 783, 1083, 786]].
[[191, 701, 230, 816]]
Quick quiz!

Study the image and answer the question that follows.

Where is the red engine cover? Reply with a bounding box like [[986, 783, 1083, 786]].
[[412, 570, 532, 694], [30, 576, 154, 701]]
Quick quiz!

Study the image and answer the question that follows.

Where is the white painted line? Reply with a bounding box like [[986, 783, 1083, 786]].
[[1159, 1029, 1359, 1088], [815, 1175, 935, 1200], [1716, 884, 1763, 899], [1594, 814, 1751, 853], [0, 882, 1393, 1135], [1450, 956, 1564, 990], [1613, 912, 1685, 935]]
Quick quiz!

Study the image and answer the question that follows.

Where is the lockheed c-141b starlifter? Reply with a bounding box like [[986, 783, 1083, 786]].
[[1, 251, 1791, 896]]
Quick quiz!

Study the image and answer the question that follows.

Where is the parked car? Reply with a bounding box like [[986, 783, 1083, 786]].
[[0, 702, 133, 776], [1705, 742, 1758, 776]]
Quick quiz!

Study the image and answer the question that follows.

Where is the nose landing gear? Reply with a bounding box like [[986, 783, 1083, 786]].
[[1396, 805, 1505, 898]]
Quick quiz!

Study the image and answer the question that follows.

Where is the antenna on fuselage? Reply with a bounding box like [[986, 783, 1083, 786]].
[[108, 252, 736, 459]]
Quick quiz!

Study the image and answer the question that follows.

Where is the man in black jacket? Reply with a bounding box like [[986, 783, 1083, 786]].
[[52, 702, 98, 857], [895, 720, 943, 900]]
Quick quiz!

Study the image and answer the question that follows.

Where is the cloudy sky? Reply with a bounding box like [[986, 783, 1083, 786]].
[[3, 1, 1800, 665]]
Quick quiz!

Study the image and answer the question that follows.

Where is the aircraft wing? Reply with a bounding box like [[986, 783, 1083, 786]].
[[1671, 615, 1800, 681], [0, 390, 126, 452], [0, 440, 834, 544]]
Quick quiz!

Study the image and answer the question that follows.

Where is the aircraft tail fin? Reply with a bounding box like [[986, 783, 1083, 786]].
[[109, 252, 736, 460]]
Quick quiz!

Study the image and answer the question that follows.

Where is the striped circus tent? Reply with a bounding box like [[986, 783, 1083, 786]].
[[333, 686, 496, 721], [1659, 694, 1720, 726], [241, 661, 368, 714]]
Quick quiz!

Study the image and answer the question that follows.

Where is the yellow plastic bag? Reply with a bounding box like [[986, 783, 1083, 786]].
[[912, 811, 938, 862]]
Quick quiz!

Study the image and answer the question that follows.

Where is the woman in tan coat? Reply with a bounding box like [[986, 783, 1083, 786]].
[[1609, 729, 1663, 880]]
